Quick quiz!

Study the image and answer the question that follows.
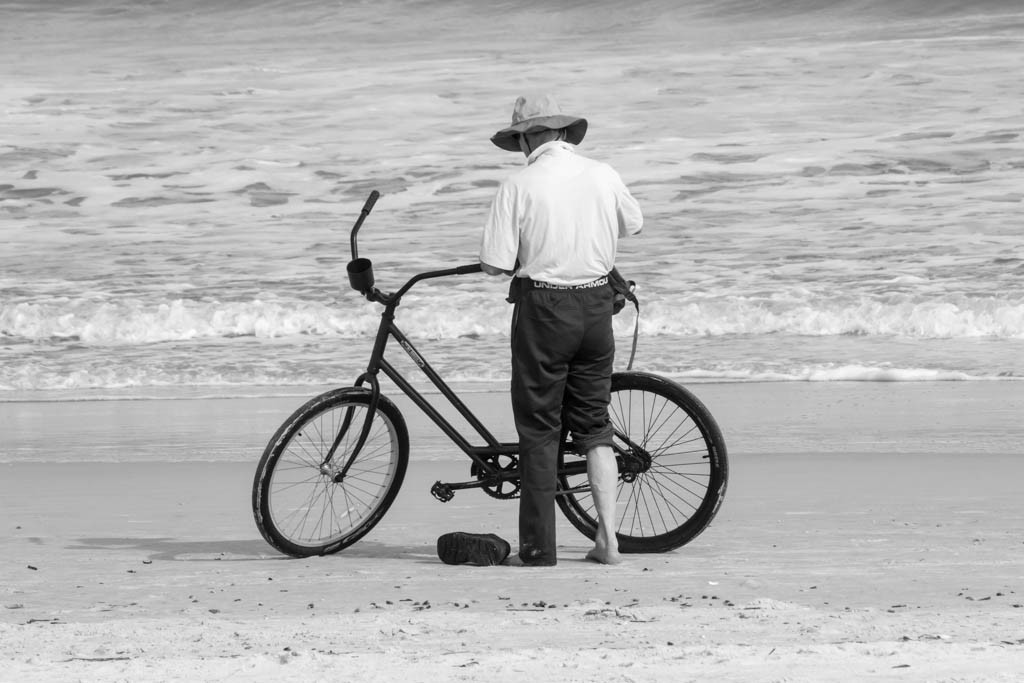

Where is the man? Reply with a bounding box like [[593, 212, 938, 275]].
[[479, 94, 643, 566]]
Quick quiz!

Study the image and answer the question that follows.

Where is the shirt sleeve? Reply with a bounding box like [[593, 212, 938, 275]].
[[615, 177, 643, 238], [479, 180, 520, 270]]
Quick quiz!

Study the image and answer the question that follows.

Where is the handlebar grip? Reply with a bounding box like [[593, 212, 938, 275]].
[[361, 190, 380, 216], [454, 263, 483, 275]]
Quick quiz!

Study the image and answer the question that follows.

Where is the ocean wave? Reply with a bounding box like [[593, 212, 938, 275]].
[[642, 297, 1024, 339], [0, 365, 330, 393], [0, 297, 406, 344], [3, 293, 1023, 345], [671, 364, 1000, 383]]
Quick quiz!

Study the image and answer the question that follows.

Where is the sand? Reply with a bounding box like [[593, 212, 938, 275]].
[[2, 382, 1023, 681]]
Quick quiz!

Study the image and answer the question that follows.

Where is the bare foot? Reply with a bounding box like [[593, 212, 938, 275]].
[[586, 546, 623, 565]]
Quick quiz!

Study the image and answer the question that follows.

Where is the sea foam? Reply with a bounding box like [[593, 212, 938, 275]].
[[4, 292, 1021, 346]]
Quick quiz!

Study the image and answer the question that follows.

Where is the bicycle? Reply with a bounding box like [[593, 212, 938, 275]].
[[252, 191, 729, 558]]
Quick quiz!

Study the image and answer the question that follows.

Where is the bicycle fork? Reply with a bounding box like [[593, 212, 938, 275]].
[[319, 375, 381, 482]]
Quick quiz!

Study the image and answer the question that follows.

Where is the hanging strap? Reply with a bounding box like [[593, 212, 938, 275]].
[[609, 268, 640, 371], [626, 298, 639, 371]]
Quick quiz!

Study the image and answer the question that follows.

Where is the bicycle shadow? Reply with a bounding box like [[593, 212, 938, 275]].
[[67, 537, 436, 563]]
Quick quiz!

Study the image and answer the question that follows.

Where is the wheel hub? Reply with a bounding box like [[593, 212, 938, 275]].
[[619, 447, 652, 483]]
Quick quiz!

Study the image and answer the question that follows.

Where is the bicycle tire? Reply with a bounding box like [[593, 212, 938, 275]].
[[252, 387, 409, 557], [556, 371, 728, 553]]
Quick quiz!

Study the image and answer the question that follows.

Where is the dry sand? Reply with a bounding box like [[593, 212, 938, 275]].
[[2, 382, 1023, 681]]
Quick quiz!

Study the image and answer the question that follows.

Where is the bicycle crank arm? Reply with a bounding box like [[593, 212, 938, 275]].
[[430, 477, 500, 502]]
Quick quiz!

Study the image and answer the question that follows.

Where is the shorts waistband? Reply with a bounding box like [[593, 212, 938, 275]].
[[529, 276, 609, 291]]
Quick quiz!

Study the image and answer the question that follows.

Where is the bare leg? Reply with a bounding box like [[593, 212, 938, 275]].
[[584, 444, 622, 564]]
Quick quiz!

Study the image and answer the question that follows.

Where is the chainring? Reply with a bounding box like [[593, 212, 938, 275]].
[[471, 454, 520, 499]]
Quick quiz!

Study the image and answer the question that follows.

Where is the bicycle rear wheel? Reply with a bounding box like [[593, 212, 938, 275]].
[[556, 371, 728, 553], [252, 388, 409, 557]]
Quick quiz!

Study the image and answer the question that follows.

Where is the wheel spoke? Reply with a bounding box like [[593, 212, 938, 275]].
[[557, 374, 727, 552]]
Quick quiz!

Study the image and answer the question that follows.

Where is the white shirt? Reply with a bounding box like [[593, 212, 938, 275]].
[[480, 141, 643, 285]]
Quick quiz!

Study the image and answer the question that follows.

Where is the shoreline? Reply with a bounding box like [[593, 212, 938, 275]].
[[3, 374, 1022, 403], [2, 381, 1021, 464]]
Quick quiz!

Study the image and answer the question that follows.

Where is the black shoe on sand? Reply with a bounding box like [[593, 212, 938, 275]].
[[437, 532, 511, 566]]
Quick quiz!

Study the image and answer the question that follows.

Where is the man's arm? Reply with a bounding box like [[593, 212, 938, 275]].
[[607, 165, 643, 237], [480, 181, 519, 276], [481, 261, 513, 276], [617, 187, 643, 236]]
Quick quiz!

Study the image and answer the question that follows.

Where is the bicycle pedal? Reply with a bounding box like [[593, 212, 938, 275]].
[[430, 481, 454, 503]]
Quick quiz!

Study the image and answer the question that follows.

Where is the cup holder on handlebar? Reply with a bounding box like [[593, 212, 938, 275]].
[[347, 258, 375, 293]]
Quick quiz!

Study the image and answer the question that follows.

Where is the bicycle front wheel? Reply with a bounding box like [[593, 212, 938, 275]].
[[252, 388, 409, 557], [556, 371, 728, 553]]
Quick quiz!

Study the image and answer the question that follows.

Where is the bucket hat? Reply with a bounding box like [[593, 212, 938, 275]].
[[490, 94, 588, 152]]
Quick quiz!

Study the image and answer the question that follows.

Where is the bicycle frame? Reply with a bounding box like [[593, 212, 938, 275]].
[[323, 271, 586, 499], [325, 191, 640, 500], [359, 266, 519, 468]]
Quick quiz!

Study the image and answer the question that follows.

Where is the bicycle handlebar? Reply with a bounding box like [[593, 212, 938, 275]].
[[345, 190, 483, 305], [349, 190, 380, 261]]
